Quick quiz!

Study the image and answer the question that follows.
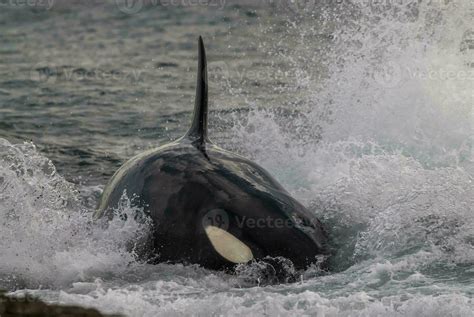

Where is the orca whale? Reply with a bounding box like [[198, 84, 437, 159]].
[[95, 37, 328, 272]]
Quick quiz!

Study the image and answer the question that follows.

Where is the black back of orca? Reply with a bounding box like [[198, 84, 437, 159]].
[[96, 37, 328, 270]]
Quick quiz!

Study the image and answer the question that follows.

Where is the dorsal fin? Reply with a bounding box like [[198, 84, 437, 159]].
[[186, 36, 209, 145]]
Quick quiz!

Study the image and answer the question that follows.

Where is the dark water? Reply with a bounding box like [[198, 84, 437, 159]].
[[0, 1, 473, 316], [0, 1, 254, 183]]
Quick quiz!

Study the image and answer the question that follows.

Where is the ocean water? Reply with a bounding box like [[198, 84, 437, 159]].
[[0, 0, 473, 316]]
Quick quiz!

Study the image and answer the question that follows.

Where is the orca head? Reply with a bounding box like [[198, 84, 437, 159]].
[[197, 151, 328, 271]]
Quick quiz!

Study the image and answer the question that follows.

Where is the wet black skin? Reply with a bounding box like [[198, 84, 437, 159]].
[[96, 139, 328, 270], [96, 37, 328, 271]]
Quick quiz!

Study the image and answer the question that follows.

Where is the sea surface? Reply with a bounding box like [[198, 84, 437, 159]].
[[0, 0, 473, 316]]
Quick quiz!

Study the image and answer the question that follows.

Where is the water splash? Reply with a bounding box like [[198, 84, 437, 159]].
[[222, 0, 474, 304], [0, 139, 150, 289]]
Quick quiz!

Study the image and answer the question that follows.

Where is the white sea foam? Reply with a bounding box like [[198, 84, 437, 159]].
[[0, 139, 150, 289]]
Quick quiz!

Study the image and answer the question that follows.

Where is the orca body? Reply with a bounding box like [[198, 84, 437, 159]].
[[96, 37, 328, 271]]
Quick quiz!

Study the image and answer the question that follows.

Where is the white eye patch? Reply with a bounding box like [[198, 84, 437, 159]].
[[204, 226, 254, 264]]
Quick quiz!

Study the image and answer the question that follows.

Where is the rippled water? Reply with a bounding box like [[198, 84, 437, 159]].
[[0, 1, 473, 316]]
